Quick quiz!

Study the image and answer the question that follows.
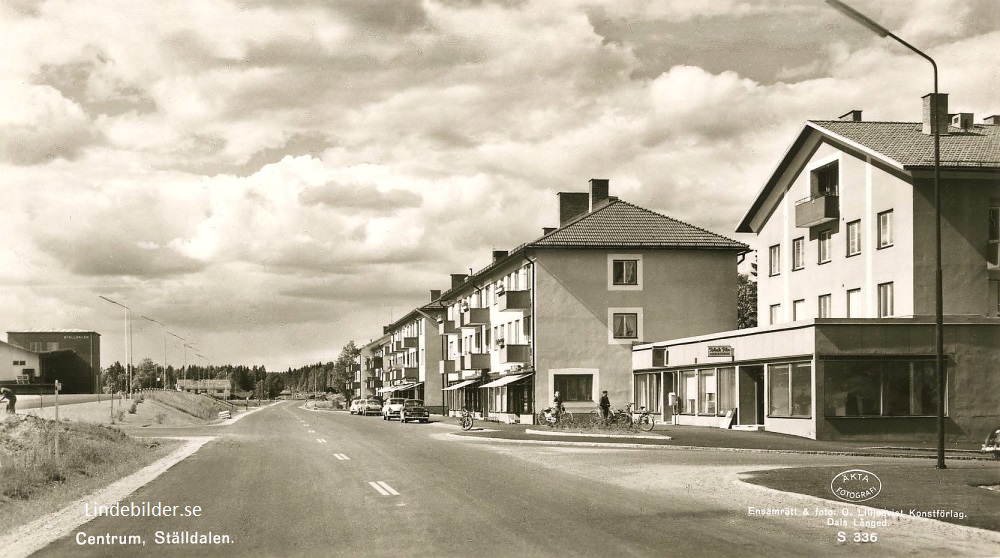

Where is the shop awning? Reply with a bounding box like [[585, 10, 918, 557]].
[[442, 379, 478, 391], [378, 382, 423, 393], [479, 373, 531, 389]]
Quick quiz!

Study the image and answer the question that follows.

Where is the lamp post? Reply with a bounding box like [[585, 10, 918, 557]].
[[825, 0, 946, 469], [99, 295, 133, 395], [166, 332, 187, 389], [141, 315, 168, 389]]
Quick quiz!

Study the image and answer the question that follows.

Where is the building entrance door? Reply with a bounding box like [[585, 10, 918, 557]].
[[738, 365, 765, 426]]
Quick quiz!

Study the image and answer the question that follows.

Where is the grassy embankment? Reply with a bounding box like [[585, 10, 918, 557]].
[[0, 415, 179, 537], [143, 390, 232, 421]]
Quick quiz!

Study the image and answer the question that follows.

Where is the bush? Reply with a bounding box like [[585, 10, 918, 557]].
[[128, 401, 138, 414]]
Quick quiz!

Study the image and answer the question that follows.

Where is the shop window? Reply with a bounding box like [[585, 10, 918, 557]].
[[554, 375, 593, 402], [818, 294, 832, 318], [769, 244, 781, 276], [792, 238, 804, 270], [877, 210, 893, 249], [717, 367, 735, 416], [699, 369, 716, 415], [634, 373, 661, 414], [678, 370, 697, 414], [878, 282, 894, 318], [846, 220, 861, 257], [818, 230, 831, 264], [768, 362, 812, 418], [824, 360, 940, 417]]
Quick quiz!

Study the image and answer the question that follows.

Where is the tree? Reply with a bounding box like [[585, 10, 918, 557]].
[[737, 272, 757, 329], [333, 341, 360, 394], [102, 361, 126, 393], [134, 358, 158, 389]]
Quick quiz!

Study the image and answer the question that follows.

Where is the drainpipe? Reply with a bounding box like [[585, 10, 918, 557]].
[[525, 253, 538, 419]]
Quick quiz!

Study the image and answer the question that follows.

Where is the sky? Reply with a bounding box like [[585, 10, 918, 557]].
[[1, 0, 998, 372]]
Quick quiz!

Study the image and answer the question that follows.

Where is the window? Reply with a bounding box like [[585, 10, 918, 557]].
[[818, 230, 831, 264], [847, 288, 861, 318], [608, 254, 642, 290], [824, 360, 940, 417], [699, 369, 716, 415], [878, 282, 894, 318], [769, 304, 780, 325], [609, 308, 642, 344], [877, 210, 893, 249], [792, 237, 804, 270], [846, 220, 861, 256], [717, 367, 736, 416], [29, 342, 44, 352], [792, 299, 805, 321], [678, 370, 697, 414], [812, 162, 839, 196], [553, 375, 593, 402], [818, 294, 832, 318], [768, 362, 812, 418], [989, 206, 999, 268], [768, 244, 781, 276], [613, 260, 638, 285], [634, 373, 661, 414]]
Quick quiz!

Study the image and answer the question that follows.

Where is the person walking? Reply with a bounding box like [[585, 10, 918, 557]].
[[552, 390, 563, 418], [1, 387, 16, 415], [598, 390, 611, 421]]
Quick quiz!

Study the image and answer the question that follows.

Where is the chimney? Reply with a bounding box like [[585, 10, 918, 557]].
[[984, 115, 1000, 126], [450, 273, 468, 288], [430, 289, 441, 302], [492, 250, 508, 262], [558, 192, 590, 226], [542, 227, 557, 235], [589, 178, 610, 210], [950, 112, 973, 131], [922, 93, 949, 135], [838, 110, 862, 121]]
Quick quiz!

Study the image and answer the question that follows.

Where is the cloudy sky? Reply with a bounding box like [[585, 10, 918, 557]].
[[1, 0, 997, 372]]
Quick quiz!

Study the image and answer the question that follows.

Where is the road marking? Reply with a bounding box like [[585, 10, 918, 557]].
[[307, 430, 316, 433], [334, 454, 350, 460], [368, 481, 400, 496], [316, 438, 328, 444], [303, 424, 310, 426]]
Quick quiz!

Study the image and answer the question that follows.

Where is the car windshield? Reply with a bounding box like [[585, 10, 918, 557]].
[[403, 400, 424, 407], [388, 398, 406, 405]]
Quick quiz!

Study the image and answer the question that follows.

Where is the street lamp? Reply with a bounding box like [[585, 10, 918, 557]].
[[141, 315, 168, 389], [99, 295, 133, 395], [825, 0, 946, 469]]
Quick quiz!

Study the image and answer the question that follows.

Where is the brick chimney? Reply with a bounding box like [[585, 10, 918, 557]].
[[430, 289, 441, 302], [542, 227, 557, 235], [838, 110, 862, 121], [450, 273, 468, 288], [558, 192, 590, 226], [492, 250, 508, 262], [950, 113, 973, 131], [984, 115, 1000, 125], [922, 93, 949, 135], [589, 178, 609, 210]]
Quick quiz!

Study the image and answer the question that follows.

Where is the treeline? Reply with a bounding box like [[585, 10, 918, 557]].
[[99, 341, 361, 399]]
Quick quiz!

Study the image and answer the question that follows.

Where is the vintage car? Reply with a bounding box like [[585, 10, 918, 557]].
[[360, 398, 384, 416], [381, 397, 406, 420], [399, 399, 429, 423], [348, 399, 363, 414]]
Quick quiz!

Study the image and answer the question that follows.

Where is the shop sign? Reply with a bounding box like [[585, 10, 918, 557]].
[[707, 345, 733, 358]]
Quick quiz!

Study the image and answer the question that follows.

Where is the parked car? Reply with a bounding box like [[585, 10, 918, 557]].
[[399, 399, 429, 423], [381, 397, 406, 420], [361, 398, 383, 416], [349, 399, 363, 414]]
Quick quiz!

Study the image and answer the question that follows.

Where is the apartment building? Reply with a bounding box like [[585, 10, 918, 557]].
[[431, 179, 747, 424], [634, 95, 1000, 442], [375, 303, 447, 413]]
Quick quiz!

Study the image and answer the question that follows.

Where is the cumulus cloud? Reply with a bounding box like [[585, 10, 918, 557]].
[[0, 82, 97, 164]]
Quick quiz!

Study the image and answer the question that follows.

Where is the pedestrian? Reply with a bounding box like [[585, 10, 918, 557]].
[[1, 387, 16, 415], [552, 390, 563, 416], [599, 390, 611, 421]]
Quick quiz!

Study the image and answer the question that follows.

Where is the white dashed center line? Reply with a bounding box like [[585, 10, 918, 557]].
[[368, 481, 400, 496], [316, 438, 328, 444], [334, 454, 350, 460]]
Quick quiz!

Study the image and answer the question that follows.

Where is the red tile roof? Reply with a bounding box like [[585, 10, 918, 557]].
[[530, 200, 747, 250], [810, 121, 1000, 169]]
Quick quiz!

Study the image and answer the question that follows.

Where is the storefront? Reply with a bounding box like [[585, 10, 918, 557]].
[[633, 318, 1000, 442], [480, 373, 534, 424]]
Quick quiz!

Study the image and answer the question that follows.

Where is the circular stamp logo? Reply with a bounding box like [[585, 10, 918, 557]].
[[830, 469, 881, 502]]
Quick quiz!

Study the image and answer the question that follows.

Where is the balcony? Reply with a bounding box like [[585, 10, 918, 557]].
[[365, 378, 383, 389], [438, 320, 458, 336], [497, 290, 530, 313], [499, 343, 530, 364], [461, 353, 490, 370], [459, 307, 490, 328], [439, 360, 455, 376], [795, 194, 839, 228]]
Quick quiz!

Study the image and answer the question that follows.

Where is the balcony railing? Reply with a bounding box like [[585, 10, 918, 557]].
[[438, 320, 458, 336], [795, 194, 839, 228], [461, 353, 490, 370], [439, 360, 455, 376], [497, 290, 530, 313], [499, 343, 530, 364], [460, 307, 491, 328]]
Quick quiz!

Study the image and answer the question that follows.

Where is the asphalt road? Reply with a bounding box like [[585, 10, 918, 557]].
[[31, 401, 1000, 557], [13, 393, 106, 410]]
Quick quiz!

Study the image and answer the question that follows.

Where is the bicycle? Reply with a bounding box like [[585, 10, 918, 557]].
[[538, 407, 573, 427], [629, 403, 656, 432], [459, 407, 474, 431], [983, 426, 1000, 460]]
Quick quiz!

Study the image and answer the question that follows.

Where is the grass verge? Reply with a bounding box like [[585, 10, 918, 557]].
[[144, 390, 231, 421], [0, 414, 181, 537]]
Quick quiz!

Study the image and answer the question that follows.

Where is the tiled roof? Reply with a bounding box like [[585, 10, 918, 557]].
[[810, 120, 1000, 169], [530, 200, 747, 250]]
